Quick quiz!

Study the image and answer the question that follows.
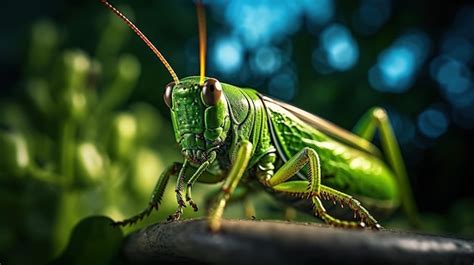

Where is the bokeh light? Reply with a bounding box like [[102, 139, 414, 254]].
[[430, 55, 472, 106], [4, 2, 474, 264], [212, 37, 244, 74], [387, 110, 416, 144], [208, 0, 334, 86], [223, 1, 297, 48], [417, 107, 449, 139], [370, 46, 416, 92], [268, 68, 297, 101], [369, 32, 431, 93], [250, 46, 282, 75], [314, 24, 359, 72], [303, 0, 335, 26], [428, 6, 474, 129], [213, 0, 334, 49], [441, 34, 474, 64]]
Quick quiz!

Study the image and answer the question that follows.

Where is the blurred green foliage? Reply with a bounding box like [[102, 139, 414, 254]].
[[1, 2, 473, 265], [0, 17, 188, 264]]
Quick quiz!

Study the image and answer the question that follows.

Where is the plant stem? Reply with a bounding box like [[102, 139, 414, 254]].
[[28, 165, 63, 187], [52, 118, 77, 256], [60, 119, 75, 185]]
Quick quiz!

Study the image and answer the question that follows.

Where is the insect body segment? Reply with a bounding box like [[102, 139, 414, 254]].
[[115, 76, 393, 230], [264, 99, 399, 204], [101, 1, 419, 231], [169, 78, 229, 162]]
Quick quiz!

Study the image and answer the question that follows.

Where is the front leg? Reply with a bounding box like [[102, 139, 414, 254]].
[[207, 140, 253, 232], [168, 152, 217, 221], [112, 162, 181, 226], [204, 186, 256, 219], [167, 160, 189, 221], [185, 152, 217, 212]]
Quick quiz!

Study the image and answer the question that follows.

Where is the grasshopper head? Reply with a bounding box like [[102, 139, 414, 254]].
[[164, 76, 230, 164]]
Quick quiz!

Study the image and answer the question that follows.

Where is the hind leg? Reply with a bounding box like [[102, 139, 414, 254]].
[[259, 147, 380, 229], [353, 107, 419, 226], [270, 181, 380, 229]]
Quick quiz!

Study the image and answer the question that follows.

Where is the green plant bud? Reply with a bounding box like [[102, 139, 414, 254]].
[[75, 142, 105, 186], [59, 50, 91, 91], [130, 103, 162, 143], [87, 59, 102, 96], [28, 20, 59, 76], [118, 54, 140, 81], [108, 113, 137, 160], [95, 5, 133, 62], [26, 79, 53, 116], [54, 51, 91, 119], [0, 102, 31, 131], [131, 148, 164, 198], [0, 131, 30, 177], [68, 90, 88, 121], [97, 55, 140, 115]]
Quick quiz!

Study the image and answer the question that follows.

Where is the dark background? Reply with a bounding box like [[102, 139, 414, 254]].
[[1, 0, 473, 264]]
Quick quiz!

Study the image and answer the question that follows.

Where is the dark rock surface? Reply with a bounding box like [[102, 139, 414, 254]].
[[122, 218, 473, 265]]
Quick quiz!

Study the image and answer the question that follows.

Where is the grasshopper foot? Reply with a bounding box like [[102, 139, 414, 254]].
[[207, 217, 221, 232], [185, 193, 199, 212], [167, 212, 181, 222], [111, 202, 158, 227], [188, 199, 199, 212], [168, 200, 186, 222], [373, 223, 383, 230]]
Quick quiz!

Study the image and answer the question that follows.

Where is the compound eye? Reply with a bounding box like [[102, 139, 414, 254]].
[[164, 81, 175, 108], [202, 78, 222, 106]]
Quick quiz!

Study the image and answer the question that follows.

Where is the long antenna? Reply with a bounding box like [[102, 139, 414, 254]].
[[99, 0, 179, 84], [196, 0, 207, 85]]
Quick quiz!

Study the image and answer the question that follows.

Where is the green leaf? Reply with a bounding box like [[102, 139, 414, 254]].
[[50, 216, 123, 265]]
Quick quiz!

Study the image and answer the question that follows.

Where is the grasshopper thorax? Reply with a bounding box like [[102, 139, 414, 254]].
[[165, 76, 230, 165]]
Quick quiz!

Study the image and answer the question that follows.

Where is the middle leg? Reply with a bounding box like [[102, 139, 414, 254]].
[[207, 140, 253, 231]]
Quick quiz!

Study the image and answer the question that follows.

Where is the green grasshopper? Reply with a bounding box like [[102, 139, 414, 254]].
[[101, 0, 419, 231]]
